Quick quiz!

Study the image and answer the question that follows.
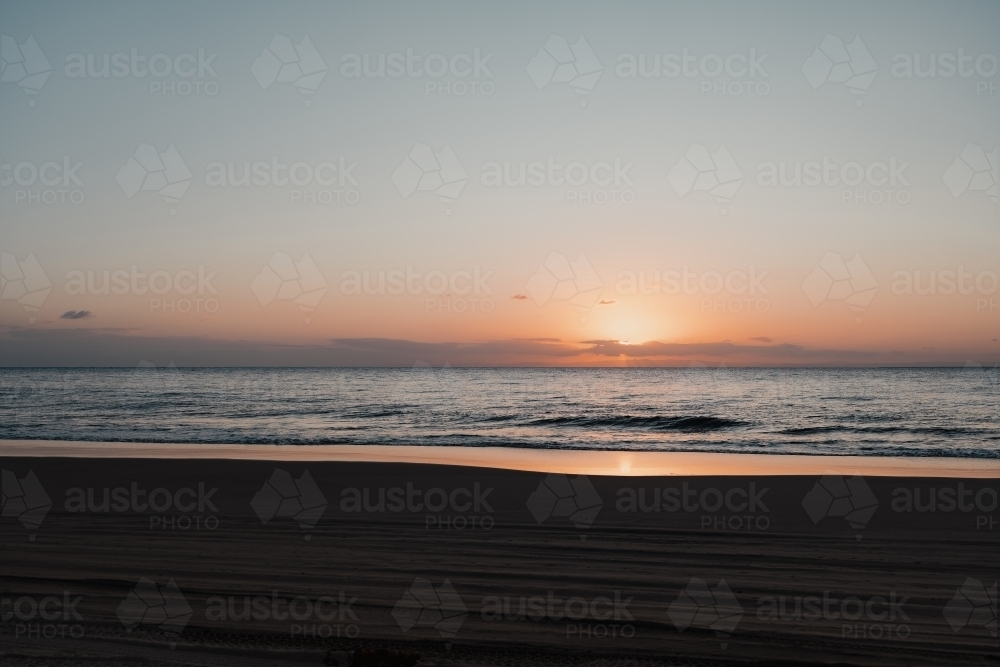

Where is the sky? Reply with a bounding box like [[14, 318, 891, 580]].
[[0, 0, 998, 366]]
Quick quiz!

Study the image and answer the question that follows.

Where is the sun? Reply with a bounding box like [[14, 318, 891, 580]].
[[595, 304, 676, 346]]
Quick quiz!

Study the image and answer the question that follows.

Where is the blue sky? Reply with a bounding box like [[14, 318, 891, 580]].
[[1, 0, 997, 365]]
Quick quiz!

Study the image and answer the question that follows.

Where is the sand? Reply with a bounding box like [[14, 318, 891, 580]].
[[3, 439, 999, 477], [1, 448, 997, 666]]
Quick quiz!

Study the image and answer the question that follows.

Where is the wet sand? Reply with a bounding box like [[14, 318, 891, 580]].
[[2, 439, 999, 477], [1, 453, 997, 666]]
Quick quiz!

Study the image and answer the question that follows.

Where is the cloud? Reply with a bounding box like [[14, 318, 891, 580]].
[[584, 340, 805, 358], [748, 336, 772, 343], [328, 337, 584, 365], [597, 299, 617, 305], [577, 339, 901, 365], [0, 328, 585, 367], [60, 310, 92, 320], [511, 294, 529, 300], [0, 327, 992, 368]]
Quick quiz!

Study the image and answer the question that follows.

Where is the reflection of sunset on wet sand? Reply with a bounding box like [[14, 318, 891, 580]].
[[3, 440, 999, 477]]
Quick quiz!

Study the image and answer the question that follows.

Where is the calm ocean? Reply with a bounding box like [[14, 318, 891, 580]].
[[0, 367, 997, 457]]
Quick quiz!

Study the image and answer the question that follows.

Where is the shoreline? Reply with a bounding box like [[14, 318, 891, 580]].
[[2, 439, 998, 477]]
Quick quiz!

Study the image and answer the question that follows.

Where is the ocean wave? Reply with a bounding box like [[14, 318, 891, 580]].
[[526, 415, 747, 431], [780, 425, 981, 435], [2, 433, 998, 458], [2, 368, 998, 458]]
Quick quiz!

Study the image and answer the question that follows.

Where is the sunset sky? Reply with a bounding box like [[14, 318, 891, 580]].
[[1, 0, 997, 366]]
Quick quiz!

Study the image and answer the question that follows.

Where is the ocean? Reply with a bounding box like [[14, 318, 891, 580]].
[[0, 367, 997, 458]]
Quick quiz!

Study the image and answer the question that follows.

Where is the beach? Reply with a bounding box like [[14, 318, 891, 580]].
[[3, 447, 997, 666], [5, 0, 999, 664]]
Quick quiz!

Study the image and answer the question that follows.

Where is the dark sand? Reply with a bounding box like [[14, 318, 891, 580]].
[[2, 456, 997, 666]]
